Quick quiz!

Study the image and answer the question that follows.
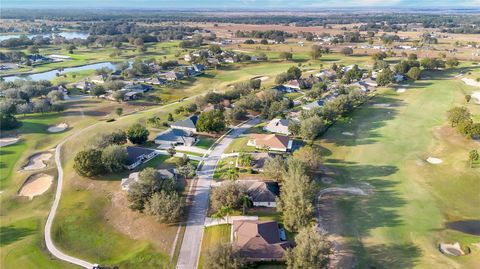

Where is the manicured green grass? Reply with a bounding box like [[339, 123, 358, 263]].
[[198, 224, 231, 269], [195, 137, 215, 150], [223, 136, 255, 153], [213, 157, 237, 180], [317, 67, 480, 268]]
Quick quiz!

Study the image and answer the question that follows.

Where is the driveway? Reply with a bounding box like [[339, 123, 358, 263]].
[[176, 118, 259, 269]]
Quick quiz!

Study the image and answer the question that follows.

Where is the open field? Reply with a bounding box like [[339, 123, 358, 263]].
[[316, 65, 480, 268]]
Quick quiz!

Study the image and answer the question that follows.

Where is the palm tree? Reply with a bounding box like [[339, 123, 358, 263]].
[[241, 195, 251, 215], [213, 206, 233, 223], [226, 167, 239, 181]]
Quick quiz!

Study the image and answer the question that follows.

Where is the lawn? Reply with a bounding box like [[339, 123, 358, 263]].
[[316, 66, 480, 268], [198, 224, 231, 269], [223, 136, 256, 153], [195, 137, 215, 150]]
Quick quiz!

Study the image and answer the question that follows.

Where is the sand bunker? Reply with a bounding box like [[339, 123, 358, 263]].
[[426, 157, 443, 164], [321, 177, 333, 184], [397, 88, 406, 93], [471, 92, 480, 104], [342, 132, 355, 136], [22, 153, 52, 171], [439, 242, 466, 256], [18, 173, 54, 200], [0, 137, 20, 147], [462, 78, 480, 87], [47, 123, 68, 133]]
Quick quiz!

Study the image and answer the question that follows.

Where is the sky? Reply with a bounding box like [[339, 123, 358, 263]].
[[1, 0, 480, 9]]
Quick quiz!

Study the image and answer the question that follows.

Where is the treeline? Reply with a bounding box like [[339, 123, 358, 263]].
[[3, 9, 479, 29]]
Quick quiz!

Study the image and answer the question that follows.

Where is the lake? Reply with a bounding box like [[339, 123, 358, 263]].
[[0, 32, 89, 41], [2, 62, 123, 82], [446, 220, 480, 236]]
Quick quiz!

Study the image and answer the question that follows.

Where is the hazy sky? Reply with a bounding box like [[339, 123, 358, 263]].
[[2, 0, 480, 9]]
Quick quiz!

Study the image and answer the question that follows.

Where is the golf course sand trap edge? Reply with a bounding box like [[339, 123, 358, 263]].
[[426, 157, 443, 164], [0, 137, 20, 147], [461, 77, 480, 87], [471, 92, 480, 104], [22, 152, 53, 171], [47, 123, 68, 133], [397, 88, 406, 93], [18, 173, 54, 200], [439, 242, 466, 256]]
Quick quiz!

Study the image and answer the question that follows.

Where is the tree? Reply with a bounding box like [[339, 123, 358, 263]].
[[279, 51, 293, 60], [203, 243, 244, 269], [292, 145, 322, 171], [27, 45, 39, 54], [406, 67, 421, 81], [126, 123, 149, 144], [167, 146, 176, 157], [47, 90, 64, 102], [447, 107, 470, 127], [286, 226, 333, 269], [73, 148, 105, 177], [168, 113, 174, 121], [177, 161, 196, 179], [465, 95, 472, 103], [0, 111, 20, 131], [376, 67, 395, 86], [196, 110, 226, 133], [127, 168, 164, 211], [287, 66, 302, 80], [445, 58, 459, 68], [210, 181, 246, 212], [263, 155, 287, 182], [115, 107, 123, 117], [112, 91, 125, 102], [226, 167, 239, 181], [94, 129, 127, 148], [469, 150, 479, 168], [300, 115, 325, 140], [145, 191, 182, 223], [277, 159, 315, 231], [101, 145, 127, 173], [90, 85, 106, 97], [340, 47, 353, 56], [310, 45, 323, 60], [241, 194, 251, 215]]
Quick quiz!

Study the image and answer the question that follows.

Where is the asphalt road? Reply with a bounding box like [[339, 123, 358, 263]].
[[176, 118, 259, 269]]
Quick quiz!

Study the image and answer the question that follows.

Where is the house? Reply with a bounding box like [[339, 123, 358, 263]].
[[271, 85, 296, 93], [247, 134, 293, 152], [26, 54, 52, 64], [164, 71, 184, 81], [363, 77, 378, 87], [239, 180, 279, 207], [315, 69, 337, 80], [124, 91, 141, 101], [91, 75, 106, 84], [125, 146, 159, 170], [170, 115, 198, 134], [232, 220, 289, 262], [124, 83, 152, 93], [207, 58, 220, 65], [73, 81, 95, 92], [224, 57, 235, 63], [192, 64, 206, 73], [302, 100, 324, 110], [154, 128, 198, 148], [121, 169, 176, 191], [250, 152, 274, 171], [395, 74, 406, 82], [284, 79, 301, 90], [151, 76, 167, 85], [263, 118, 290, 135]]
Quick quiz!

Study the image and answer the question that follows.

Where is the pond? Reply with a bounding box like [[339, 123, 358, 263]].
[[2, 62, 123, 82], [0, 32, 89, 41], [446, 220, 480, 236]]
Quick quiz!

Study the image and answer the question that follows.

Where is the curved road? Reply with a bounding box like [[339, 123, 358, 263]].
[[176, 118, 259, 269], [44, 95, 201, 268]]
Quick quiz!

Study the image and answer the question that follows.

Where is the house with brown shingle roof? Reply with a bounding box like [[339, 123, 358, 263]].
[[232, 220, 289, 262], [247, 134, 293, 152]]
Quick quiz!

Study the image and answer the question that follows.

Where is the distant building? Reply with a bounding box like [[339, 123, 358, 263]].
[[263, 118, 290, 135], [232, 220, 289, 262], [170, 115, 198, 134], [247, 134, 293, 152], [125, 146, 159, 170]]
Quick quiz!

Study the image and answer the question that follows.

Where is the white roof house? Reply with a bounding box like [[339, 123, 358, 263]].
[[263, 118, 290, 135]]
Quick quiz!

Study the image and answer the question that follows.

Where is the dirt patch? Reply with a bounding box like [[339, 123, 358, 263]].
[[426, 157, 443, 164], [47, 123, 68, 133], [22, 152, 52, 171], [104, 190, 178, 252], [0, 137, 20, 147], [18, 173, 54, 200], [439, 242, 466, 256]]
